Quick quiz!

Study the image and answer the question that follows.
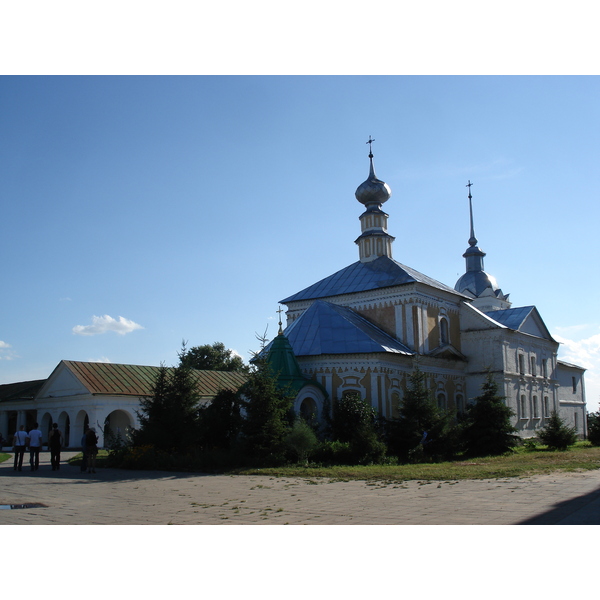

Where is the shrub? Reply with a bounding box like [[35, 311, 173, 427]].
[[311, 440, 354, 465], [538, 411, 577, 450], [285, 418, 319, 463]]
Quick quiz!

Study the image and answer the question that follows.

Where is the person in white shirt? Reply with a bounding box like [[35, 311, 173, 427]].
[[28, 423, 43, 471], [13, 425, 28, 471]]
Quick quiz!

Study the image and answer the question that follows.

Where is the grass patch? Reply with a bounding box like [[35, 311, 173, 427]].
[[0, 452, 10, 464], [228, 443, 600, 481]]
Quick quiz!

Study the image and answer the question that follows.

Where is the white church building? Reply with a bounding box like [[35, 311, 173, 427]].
[[272, 144, 587, 438]]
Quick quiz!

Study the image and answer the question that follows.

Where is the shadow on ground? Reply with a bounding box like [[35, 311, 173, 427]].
[[517, 486, 600, 525]]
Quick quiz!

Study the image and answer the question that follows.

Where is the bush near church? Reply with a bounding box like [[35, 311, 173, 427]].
[[537, 411, 578, 451]]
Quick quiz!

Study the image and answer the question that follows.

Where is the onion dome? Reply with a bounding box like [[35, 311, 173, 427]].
[[355, 138, 391, 208]]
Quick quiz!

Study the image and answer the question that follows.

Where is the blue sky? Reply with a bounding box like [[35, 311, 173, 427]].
[[1, 75, 599, 410]]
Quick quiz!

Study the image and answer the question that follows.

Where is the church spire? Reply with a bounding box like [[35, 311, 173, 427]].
[[354, 137, 395, 263], [462, 180, 486, 273], [454, 181, 511, 311], [467, 180, 477, 247]]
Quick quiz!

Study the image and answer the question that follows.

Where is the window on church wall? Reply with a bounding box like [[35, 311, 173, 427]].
[[572, 376, 577, 393], [440, 317, 449, 345], [520, 395, 527, 419], [530, 357, 536, 377], [544, 396, 549, 418], [518, 354, 525, 375], [574, 412, 578, 430], [532, 396, 539, 418], [542, 359, 548, 378]]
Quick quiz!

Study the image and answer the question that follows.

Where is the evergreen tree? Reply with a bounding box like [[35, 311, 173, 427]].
[[134, 344, 201, 451], [587, 412, 600, 446], [537, 411, 577, 450], [331, 393, 386, 464], [461, 372, 518, 457], [197, 388, 243, 451], [240, 360, 294, 464], [390, 367, 455, 461]]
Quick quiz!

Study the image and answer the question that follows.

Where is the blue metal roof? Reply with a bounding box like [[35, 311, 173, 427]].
[[280, 256, 464, 303], [484, 306, 535, 330], [280, 300, 413, 357]]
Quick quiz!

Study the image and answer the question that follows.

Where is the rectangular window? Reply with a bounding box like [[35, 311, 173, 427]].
[[572, 376, 577, 393], [533, 396, 539, 418], [544, 396, 549, 417], [542, 359, 548, 378], [518, 354, 525, 375], [520, 395, 527, 419], [530, 356, 536, 376]]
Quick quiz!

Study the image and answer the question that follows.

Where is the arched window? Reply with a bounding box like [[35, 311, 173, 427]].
[[300, 397, 318, 422], [440, 317, 449, 345], [437, 393, 446, 410], [532, 395, 539, 418], [520, 395, 527, 419]]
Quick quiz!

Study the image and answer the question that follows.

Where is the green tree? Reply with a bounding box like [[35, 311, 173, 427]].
[[134, 344, 201, 451], [198, 388, 244, 451], [538, 411, 577, 450], [240, 360, 294, 464], [587, 412, 600, 446], [390, 367, 456, 462], [331, 393, 386, 464], [461, 372, 518, 457], [180, 342, 248, 372]]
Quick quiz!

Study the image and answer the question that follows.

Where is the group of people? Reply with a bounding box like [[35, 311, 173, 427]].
[[10, 423, 99, 473]]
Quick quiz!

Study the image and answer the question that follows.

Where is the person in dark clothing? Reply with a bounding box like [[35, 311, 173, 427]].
[[13, 425, 27, 471], [49, 423, 64, 471], [85, 427, 98, 474], [80, 430, 88, 473]]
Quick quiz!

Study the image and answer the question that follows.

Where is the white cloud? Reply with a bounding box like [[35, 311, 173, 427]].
[[554, 328, 600, 412], [72, 315, 144, 336], [0, 340, 16, 361]]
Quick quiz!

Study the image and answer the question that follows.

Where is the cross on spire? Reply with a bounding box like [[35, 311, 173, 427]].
[[277, 306, 284, 335], [366, 135, 375, 157], [466, 180, 477, 247]]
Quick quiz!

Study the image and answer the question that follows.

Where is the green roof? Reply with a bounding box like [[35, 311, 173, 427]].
[[266, 334, 328, 398]]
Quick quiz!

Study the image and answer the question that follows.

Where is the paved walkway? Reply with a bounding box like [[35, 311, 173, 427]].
[[2, 451, 600, 524]]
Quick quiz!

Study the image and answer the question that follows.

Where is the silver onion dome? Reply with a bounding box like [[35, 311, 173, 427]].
[[355, 152, 391, 207]]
